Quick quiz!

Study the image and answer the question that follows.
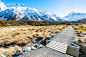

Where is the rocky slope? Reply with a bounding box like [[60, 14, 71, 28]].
[[0, 1, 65, 22]]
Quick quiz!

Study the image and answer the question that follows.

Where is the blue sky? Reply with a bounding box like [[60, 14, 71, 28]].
[[1, 0, 86, 18]]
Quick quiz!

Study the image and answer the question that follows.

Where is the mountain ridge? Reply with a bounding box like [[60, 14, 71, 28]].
[[72, 18, 86, 23], [0, 1, 65, 22], [64, 12, 86, 21]]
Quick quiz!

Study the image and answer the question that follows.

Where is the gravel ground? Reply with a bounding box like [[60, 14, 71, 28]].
[[18, 26, 75, 57], [19, 47, 73, 57]]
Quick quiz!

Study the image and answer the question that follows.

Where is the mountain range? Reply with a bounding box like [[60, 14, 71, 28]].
[[64, 12, 86, 21], [0, 1, 66, 22], [72, 18, 86, 23], [0, 1, 86, 22]]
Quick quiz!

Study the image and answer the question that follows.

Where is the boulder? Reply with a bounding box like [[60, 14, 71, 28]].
[[15, 49, 22, 55], [46, 40, 51, 44], [34, 44, 44, 48], [50, 34, 55, 37], [32, 38, 37, 44], [31, 46, 37, 50], [39, 44, 44, 48], [27, 42, 35, 47], [72, 41, 78, 45], [28, 43, 31, 46], [45, 35, 51, 40], [75, 45, 81, 49], [71, 43, 81, 49], [28, 43, 35, 46], [35, 44, 40, 48], [22, 47, 31, 52], [36, 36, 43, 41]]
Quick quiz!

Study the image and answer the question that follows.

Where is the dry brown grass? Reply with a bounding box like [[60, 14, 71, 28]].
[[0, 45, 21, 56], [73, 24, 86, 57], [1, 23, 86, 56], [0, 25, 67, 56], [73, 23, 86, 46]]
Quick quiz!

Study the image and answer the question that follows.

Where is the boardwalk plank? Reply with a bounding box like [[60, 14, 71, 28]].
[[46, 41, 68, 53], [18, 26, 75, 57]]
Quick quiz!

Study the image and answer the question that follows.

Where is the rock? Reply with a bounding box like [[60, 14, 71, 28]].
[[31, 46, 37, 50], [50, 34, 55, 37], [46, 40, 51, 44], [35, 44, 40, 48], [82, 32, 86, 35], [34, 44, 44, 48], [75, 45, 81, 49], [22, 47, 31, 52], [28, 43, 35, 46], [35, 36, 43, 43], [40, 40, 46, 45], [28, 43, 31, 46], [71, 43, 81, 49], [36, 36, 43, 40], [72, 41, 78, 45], [39, 44, 44, 48], [32, 38, 37, 44], [45, 35, 51, 40], [15, 49, 22, 55], [4, 46, 8, 48]]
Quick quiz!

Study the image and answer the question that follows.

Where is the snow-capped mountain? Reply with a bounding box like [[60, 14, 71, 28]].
[[0, 1, 65, 22], [63, 12, 86, 21]]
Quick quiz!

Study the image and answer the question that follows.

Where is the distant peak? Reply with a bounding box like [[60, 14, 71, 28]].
[[68, 11, 76, 15], [70, 12, 75, 14], [5, 3, 26, 7]]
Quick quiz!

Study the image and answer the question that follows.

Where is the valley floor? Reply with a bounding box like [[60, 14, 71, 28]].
[[0, 25, 67, 56], [0, 23, 86, 57]]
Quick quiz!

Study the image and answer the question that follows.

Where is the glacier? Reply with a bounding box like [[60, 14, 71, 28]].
[[63, 12, 86, 21], [0, 1, 65, 22]]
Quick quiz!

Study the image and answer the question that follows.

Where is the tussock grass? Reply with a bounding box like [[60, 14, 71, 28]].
[[0, 45, 21, 56], [0, 25, 67, 56], [73, 23, 86, 47]]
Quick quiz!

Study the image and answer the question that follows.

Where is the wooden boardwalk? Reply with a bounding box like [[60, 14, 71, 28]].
[[51, 26, 75, 44], [46, 41, 68, 53], [19, 26, 75, 57]]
